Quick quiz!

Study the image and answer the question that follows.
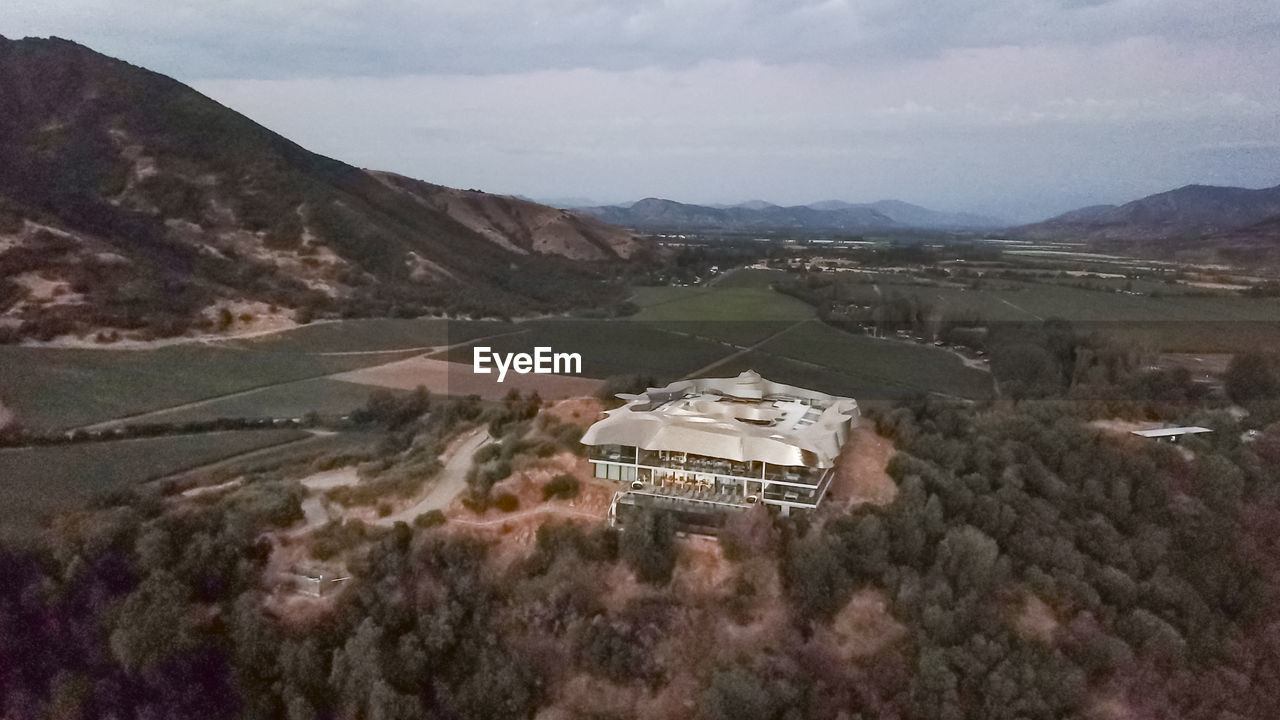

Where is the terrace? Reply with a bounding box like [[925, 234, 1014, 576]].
[[588, 444, 825, 487]]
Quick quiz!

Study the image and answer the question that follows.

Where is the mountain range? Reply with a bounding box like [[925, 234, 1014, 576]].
[[1015, 183, 1280, 244], [0, 36, 644, 341], [573, 198, 1006, 232]]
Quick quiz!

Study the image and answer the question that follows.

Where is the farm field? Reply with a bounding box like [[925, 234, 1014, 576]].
[[756, 321, 993, 400], [838, 279, 1280, 349], [438, 319, 734, 382], [628, 270, 815, 344], [224, 318, 514, 354], [0, 344, 424, 432], [0, 428, 310, 536], [629, 284, 813, 323], [124, 377, 402, 426]]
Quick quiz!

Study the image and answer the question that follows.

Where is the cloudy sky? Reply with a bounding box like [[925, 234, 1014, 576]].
[[5, 1, 1280, 221]]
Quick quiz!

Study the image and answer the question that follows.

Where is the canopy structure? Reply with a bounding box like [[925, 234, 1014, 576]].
[[580, 370, 858, 468], [1131, 426, 1212, 439]]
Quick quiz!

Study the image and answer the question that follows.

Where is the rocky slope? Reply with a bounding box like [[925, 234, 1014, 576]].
[[0, 36, 645, 341]]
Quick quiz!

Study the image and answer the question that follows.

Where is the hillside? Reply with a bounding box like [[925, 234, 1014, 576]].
[[0, 36, 645, 342], [1017, 183, 1280, 241]]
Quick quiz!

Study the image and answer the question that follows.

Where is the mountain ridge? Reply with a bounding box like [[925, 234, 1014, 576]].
[[1017, 183, 1280, 241], [0, 36, 645, 341], [573, 197, 1005, 232]]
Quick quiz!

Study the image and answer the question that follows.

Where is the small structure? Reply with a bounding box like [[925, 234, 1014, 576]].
[[581, 370, 858, 531], [289, 567, 352, 598], [1130, 426, 1213, 443]]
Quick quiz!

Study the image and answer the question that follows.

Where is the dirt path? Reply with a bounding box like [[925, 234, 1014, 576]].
[[372, 427, 491, 525], [680, 319, 812, 379], [997, 296, 1044, 321]]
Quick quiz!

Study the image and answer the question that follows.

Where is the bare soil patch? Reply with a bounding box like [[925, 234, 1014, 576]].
[[815, 588, 908, 661], [330, 356, 602, 401], [1012, 592, 1059, 643], [1089, 418, 1163, 436], [825, 423, 898, 512], [544, 395, 605, 429]]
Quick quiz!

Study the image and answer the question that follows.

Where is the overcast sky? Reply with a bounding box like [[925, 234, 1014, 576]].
[[6, 1, 1280, 221]]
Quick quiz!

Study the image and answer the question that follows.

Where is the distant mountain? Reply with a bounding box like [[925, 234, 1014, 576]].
[[575, 196, 1004, 232], [526, 196, 609, 210], [0, 36, 644, 341], [735, 200, 779, 211], [1018, 184, 1280, 241], [855, 200, 1006, 229], [575, 197, 898, 232]]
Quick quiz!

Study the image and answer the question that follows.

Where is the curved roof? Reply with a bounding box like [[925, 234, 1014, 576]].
[[580, 371, 858, 468]]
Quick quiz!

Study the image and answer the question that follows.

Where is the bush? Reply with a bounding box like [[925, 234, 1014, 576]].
[[542, 473, 580, 501], [494, 492, 520, 513], [413, 510, 446, 528]]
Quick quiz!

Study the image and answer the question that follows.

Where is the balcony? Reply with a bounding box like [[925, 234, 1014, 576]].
[[587, 444, 637, 464], [634, 449, 823, 487]]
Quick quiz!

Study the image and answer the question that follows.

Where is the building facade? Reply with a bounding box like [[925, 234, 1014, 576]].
[[580, 371, 859, 531]]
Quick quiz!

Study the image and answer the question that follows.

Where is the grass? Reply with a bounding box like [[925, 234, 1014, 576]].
[[0, 428, 310, 536]]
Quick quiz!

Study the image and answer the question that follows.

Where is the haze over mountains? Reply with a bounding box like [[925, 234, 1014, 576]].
[[573, 198, 1007, 232], [0, 36, 644, 341]]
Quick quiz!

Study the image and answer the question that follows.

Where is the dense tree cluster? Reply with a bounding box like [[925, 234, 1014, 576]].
[[4, 318, 1279, 718]]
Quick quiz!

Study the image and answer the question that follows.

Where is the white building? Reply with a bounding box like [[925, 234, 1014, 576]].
[[580, 370, 858, 531]]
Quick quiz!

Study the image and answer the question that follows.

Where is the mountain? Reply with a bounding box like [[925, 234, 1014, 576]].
[[575, 197, 1005, 232], [576, 197, 899, 232], [0, 36, 644, 342], [1017, 184, 1280, 241], [852, 200, 1005, 229]]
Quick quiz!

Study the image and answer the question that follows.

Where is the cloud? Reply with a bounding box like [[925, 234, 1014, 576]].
[[189, 35, 1280, 220], [4, 0, 1279, 78], [4, 0, 1277, 219]]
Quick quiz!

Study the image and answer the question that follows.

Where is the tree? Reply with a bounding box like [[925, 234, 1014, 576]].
[[620, 508, 677, 584], [1225, 352, 1280, 404]]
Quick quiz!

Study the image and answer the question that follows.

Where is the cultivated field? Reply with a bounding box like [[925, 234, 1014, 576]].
[[330, 357, 603, 401], [840, 277, 1280, 350], [0, 344, 422, 431], [0, 429, 310, 536]]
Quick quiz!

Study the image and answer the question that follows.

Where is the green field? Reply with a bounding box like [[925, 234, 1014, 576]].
[[0, 429, 310, 535], [755, 321, 991, 400], [439, 319, 734, 381], [0, 344, 423, 432], [4, 263, 1267, 434], [225, 318, 512, 354], [130, 378, 402, 425]]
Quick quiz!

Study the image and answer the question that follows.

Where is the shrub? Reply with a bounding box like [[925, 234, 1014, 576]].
[[413, 510, 446, 528], [494, 492, 520, 513], [542, 473, 580, 501]]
